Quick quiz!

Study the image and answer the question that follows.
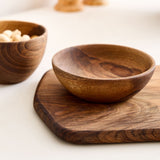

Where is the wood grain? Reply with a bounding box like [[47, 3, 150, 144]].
[[0, 21, 47, 84], [34, 66, 160, 144], [52, 44, 155, 103]]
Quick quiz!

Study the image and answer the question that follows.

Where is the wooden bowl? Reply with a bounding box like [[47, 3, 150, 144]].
[[52, 44, 155, 103], [0, 20, 47, 84]]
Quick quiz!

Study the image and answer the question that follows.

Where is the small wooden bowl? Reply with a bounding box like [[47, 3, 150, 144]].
[[0, 20, 47, 84], [52, 44, 155, 103]]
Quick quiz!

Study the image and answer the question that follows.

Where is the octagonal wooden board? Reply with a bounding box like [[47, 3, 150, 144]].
[[34, 66, 160, 144]]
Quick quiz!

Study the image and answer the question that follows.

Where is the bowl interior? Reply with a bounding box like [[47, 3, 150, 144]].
[[0, 21, 45, 37], [53, 45, 154, 79]]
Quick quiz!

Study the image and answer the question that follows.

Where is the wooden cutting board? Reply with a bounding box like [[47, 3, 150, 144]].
[[34, 66, 160, 144]]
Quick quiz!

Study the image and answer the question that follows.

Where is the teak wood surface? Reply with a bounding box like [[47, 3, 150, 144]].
[[34, 66, 160, 144], [0, 21, 47, 84], [52, 44, 155, 103]]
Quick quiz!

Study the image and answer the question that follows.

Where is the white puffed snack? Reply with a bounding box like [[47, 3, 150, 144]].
[[11, 29, 21, 41], [12, 34, 21, 42], [3, 30, 13, 38], [31, 35, 38, 39], [0, 34, 12, 42], [12, 29, 21, 36], [21, 35, 30, 41], [11, 29, 22, 41], [0, 29, 38, 42]]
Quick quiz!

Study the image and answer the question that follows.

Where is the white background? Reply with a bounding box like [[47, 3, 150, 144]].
[[0, 0, 56, 16], [0, 0, 160, 160]]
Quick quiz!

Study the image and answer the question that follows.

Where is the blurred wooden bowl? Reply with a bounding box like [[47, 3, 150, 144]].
[[83, 0, 108, 6], [0, 20, 47, 84], [52, 44, 155, 103]]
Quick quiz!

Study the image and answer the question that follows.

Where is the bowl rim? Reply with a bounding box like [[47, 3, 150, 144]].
[[0, 20, 47, 43], [52, 44, 156, 81]]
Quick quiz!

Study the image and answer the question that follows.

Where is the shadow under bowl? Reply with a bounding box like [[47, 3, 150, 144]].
[[52, 44, 155, 103], [0, 20, 47, 84]]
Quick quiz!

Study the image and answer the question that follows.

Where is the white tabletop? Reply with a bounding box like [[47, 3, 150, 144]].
[[0, 0, 160, 159]]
